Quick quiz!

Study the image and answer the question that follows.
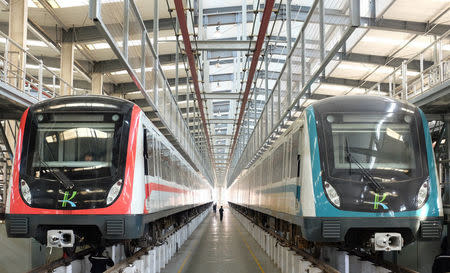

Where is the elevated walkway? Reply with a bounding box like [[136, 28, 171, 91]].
[[0, 80, 37, 120]]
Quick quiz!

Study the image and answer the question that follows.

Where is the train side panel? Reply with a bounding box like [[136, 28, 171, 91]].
[[130, 112, 145, 214]]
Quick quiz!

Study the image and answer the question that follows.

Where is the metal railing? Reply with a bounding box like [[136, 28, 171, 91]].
[[364, 29, 450, 101], [0, 120, 18, 215], [228, 0, 361, 185], [0, 30, 75, 99], [89, 0, 213, 183]]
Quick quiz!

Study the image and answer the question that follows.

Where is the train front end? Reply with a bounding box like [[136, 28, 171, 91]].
[[5, 96, 143, 247], [302, 96, 443, 250]]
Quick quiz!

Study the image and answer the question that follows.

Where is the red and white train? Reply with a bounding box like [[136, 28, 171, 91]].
[[5, 96, 212, 248]]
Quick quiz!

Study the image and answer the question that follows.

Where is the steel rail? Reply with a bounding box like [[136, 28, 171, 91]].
[[228, 0, 276, 164], [27, 247, 95, 273], [232, 206, 419, 273], [173, 0, 212, 159], [104, 206, 210, 272]]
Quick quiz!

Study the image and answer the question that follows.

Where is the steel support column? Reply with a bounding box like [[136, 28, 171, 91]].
[[186, 77, 190, 130], [175, 17, 180, 102], [8, 0, 28, 91], [286, 0, 292, 103], [265, 49, 269, 137], [154, 0, 159, 106]]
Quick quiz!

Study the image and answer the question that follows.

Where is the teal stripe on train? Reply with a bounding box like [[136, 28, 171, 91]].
[[305, 105, 440, 217], [257, 184, 301, 202]]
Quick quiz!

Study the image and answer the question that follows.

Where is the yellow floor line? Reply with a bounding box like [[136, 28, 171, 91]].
[[177, 251, 192, 273], [237, 226, 266, 273]]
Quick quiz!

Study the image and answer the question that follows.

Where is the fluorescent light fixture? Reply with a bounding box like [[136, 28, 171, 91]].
[[27, 40, 48, 47], [47, 0, 60, 8], [26, 64, 59, 72], [361, 36, 450, 51], [110, 64, 185, 75], [29, 0, 43, 8], [0, 38, 47, 48]]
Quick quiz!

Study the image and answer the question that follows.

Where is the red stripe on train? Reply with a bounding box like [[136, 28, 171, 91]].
[[145, 182, 188, 198]]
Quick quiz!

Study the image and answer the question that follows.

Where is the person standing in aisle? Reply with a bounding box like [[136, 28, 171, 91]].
[[219, 206, 224, 221], [213, 203, 217, 213], [89, 247, 114, 273]]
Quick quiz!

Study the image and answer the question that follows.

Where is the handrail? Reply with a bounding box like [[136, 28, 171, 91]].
[[364, 29, 450, 100], [89, 0, 213, 183], [228, 0, 361, 185], [0, 30, 76, 99]]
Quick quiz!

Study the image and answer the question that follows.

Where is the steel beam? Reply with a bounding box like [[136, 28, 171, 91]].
[[94, 45, 433, 74], [174, 0, 212, 156], [37, 0, 68, 31], [188, 40, 257, 51], [204, 92, 241, 100], [36, 4, 448, 44], [209, 119, 235, 124]]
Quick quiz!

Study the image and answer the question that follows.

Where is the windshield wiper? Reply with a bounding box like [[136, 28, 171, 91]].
[[38, 136, 74, 189], [345, 138, 384, 193], [39, 158, 74, 190]]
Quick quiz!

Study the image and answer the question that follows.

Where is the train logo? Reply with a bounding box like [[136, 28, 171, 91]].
[[373, 193, 388, 210], [58, 191, 77, 208]]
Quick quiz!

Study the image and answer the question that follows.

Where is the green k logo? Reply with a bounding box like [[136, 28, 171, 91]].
[[59, 191, 77, 207], [373, 193, 388, 209]]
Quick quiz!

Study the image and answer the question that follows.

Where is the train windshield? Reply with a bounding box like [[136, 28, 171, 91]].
[[324, 112, 423, 182], [29, 113, 123, 180]]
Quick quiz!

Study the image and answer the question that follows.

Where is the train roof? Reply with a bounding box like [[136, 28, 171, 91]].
[[310, 95, 418, 114], [29, 95, 136, 113]]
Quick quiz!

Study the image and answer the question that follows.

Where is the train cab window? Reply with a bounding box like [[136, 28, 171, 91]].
[[29, 113, 122, 180], [323, 113, 423, 181]]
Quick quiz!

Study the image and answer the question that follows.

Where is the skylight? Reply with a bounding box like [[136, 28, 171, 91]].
[[29, 0, 121, 9]]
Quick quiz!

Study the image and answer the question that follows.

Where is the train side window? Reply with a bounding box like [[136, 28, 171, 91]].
[[160, 143, 171, 181], [143, 129, 149, 175], [290, 129, 301, 178], [155, 139, 161, 178], [272, 144, 284, 183], [147, 132, 155, 176]]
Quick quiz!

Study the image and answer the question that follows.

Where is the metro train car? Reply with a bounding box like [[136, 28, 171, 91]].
[[5, 96, 212, 250], [228, 95, 443, 251]]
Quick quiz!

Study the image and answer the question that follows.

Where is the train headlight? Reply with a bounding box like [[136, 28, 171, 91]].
[[106, 179, 123, 205], [416, 180, 429, 208], [20, 179, 32, 205], [324, 182, 341, 207]]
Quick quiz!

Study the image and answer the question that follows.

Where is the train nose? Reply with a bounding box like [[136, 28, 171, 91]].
[[372, 232, 403, 251]]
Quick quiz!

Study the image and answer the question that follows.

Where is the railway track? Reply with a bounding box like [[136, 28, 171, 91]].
[[27, 208, 210, 273], [231, 207, 419, 273], [26, 207, 418, 273], [27, 247, 96, 273]]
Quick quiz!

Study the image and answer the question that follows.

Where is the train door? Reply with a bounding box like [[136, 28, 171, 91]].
[[292, 126, 303, 214], [154, 137, 162, 212], [144, 128, 158, 213], [143, 128, 150, 213], [283, 136, 291, 214]]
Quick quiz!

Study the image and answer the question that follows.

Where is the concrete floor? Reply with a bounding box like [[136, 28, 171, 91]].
[[0, 223, 63, 273], [0, 223, 32, 273], [162, 207, 281, 273]]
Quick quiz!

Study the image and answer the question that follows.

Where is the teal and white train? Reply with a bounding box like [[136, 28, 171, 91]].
[[228, 96, 443, 250]]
